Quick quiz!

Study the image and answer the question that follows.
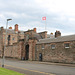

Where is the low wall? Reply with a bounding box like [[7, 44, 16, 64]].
[[5, 41, 24, 59]]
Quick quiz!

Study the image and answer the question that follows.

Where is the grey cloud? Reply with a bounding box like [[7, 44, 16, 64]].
[[0, 0, 75, 35]]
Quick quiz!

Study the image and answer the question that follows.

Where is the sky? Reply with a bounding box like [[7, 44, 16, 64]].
[[0, 0, 75, 36]]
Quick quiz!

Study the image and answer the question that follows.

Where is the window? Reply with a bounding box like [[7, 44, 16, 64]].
[[8, 35, 10, 40], [12, 38, 14, 40], [64, 43, 70, 48], [8, 35, 11, 45], [51, 44, 55, 49], [41, 44, 44, 49]]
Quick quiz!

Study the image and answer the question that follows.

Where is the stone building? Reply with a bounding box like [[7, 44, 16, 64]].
[[0, 24, 24, 57], [0, 24, 46, 60], [0, 25, 75, 64], [36, 31, 75, 63]]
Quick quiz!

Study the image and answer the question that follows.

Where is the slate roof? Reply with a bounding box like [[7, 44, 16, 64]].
[[37, 34, 75, 44], [32, 33, 42, 40], [4, 29, 24, 34]]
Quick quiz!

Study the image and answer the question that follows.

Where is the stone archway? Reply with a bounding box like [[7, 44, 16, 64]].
[[25, 44, 29, 60]]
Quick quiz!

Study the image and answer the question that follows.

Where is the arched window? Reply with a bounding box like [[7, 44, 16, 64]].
[[8, 35, 11, 44]]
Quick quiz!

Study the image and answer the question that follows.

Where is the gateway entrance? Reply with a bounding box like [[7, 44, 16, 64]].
[[25, 44, 29, 60]]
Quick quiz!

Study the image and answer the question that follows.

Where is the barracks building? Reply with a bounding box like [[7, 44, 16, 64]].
[[0, 24, 75, 64]]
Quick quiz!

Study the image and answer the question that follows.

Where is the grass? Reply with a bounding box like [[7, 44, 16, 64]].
[[0, 67, 24, 75]]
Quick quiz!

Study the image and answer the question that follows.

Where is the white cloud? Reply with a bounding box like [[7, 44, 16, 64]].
[[0, 0, 75, 36], [69, 18, 75, 21], [1, 12, 36, 19], [35, 0, 75, 14], [0, 14, 6, 20]]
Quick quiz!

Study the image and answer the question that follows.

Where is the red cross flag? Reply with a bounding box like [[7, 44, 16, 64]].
[[42, 17, 46, 20]]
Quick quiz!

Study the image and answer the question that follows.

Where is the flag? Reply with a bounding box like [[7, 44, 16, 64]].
[[42, 17, 46, 20]]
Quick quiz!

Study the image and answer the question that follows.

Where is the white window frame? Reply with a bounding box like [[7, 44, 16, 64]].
[[51, 44, 55, 49], [64, 43, 70, 48], [42, 44, 45, 49], [12, 37, 14, 40]]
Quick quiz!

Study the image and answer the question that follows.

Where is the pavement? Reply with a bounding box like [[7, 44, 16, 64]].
[[5, 58, 75, 67], [0, 58, 75, 75], [4, 65, 49, 75]]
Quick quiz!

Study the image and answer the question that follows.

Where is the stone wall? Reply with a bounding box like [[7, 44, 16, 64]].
[[28, 39, 37, 60], [0, 30, 3, 57], [2, 33, 19, 46], [38, 31, 47, 39], [36, 41, 75, 64], [5, 41, 24, 59]]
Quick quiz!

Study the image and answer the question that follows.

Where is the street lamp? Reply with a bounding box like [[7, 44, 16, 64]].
[[2, 19, 12, 67]]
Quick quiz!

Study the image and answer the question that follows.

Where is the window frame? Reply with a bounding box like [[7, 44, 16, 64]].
[[41, 44, 45, 49], [51, 44, 55, 49], [12, 37, 14, 40], [64, 42, 70, 48]]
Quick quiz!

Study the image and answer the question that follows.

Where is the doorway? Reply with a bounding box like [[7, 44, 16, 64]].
[[39, 53, 42, 61], [25, 44, 29, 60]]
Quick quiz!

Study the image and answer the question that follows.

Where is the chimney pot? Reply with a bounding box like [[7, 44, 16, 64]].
[[15, 24, 18, 32], [1, 27, 4, 30], [51, 32, 53, 35], [55, 30, 61, 38], [9, 27, 12, 29], [34, 28, 36, 33], [50, 32, 54, 38]]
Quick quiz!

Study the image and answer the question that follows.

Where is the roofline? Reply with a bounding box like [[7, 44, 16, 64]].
[[36, 40, 75, 44], [38, 31, 47, 34], [24, 30, 33, 33]]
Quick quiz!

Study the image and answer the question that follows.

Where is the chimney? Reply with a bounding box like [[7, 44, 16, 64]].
[[33, 28, 36, 33], [51, 32, 53, 35], [15, 24, 18, 33], [45, 31, 47, 38], [9, 27, 12, 29], [39, 31, 47, 39], [1, 27, 4, 30], [55, 30, 61, 38], [50, 32, 54, 38]]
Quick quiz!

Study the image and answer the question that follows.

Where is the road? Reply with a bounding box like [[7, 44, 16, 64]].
[[0, 58, 75, 75]]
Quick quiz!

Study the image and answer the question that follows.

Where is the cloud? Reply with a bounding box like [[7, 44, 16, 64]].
[[2, 12, 34, 19], [0, 0, 75, 36], [0, 14, 6, 20], [69, 18, 75, 21], [35, 0, 75, 13]]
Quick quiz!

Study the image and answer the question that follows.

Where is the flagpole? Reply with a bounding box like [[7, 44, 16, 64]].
[[45, 20, 46, 31], [42, 17, 46, 31]]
